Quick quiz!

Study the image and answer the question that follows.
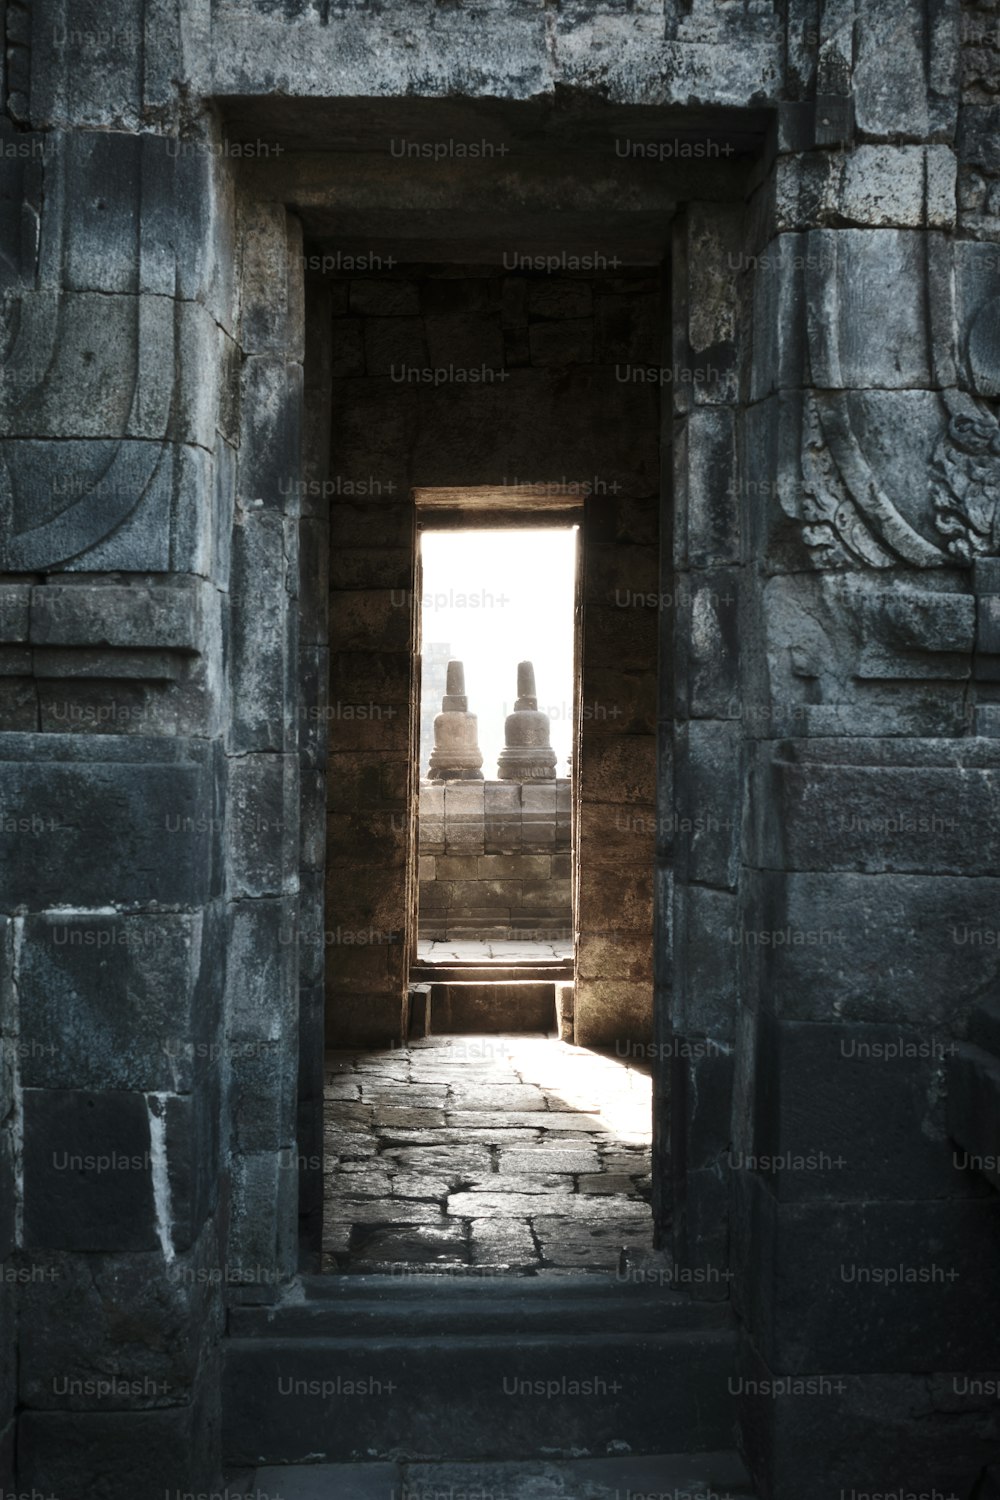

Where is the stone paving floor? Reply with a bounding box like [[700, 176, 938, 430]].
[[416, 939, 574, 963], [323, 1034, 653, 1273]]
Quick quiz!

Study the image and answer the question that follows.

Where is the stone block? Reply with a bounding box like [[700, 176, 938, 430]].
[[0, 437, 216, 575], [578, 866, 652, 932], [737, 1171, 1000, 1373], [854, 0, 948, 139], [230, 1039, 297, 1153], [425, 313, 504, 369], [230, 510, 297, 752], [585, 540, 659, 605], [676, 570, 740, 720], [755, 741, 1000, 876], [329, 649, 410, 705], [29, 582, 203, 652], [579, 802, 653, 865], [0, 734, 221, 910], [239, 199, 296, 355], [17, 911, 218, 1093], [577, 734, 655, 804], [0, 290, 214, 443], [751, 869, 1000, 1025], [675, 885, 739, 1040], [947, 1043, 1000, 1190], [297, 873, 326, 988], [528, 319, 594, 366], [485, 781, 522, 852], [0, 1129, 14, 1264], [958, 106, 1000, 172], [241, 354, 305, 514], [676, 720, 741, 888], [748, 234, 808, 402], [300, 768, 326, 872], [18, 1403, 215, 1500], [751, 1014, 983, 1204], [17, 1240, 221, 1410], [521, 783, 558, 816], [29, 0, 145, 129], [0, 1279, 13, 1449], [581, 600, 658, 672], [476, 854, 550, 882], [324, 942, 398, 996], [444, 782, 486, 849], [806, 230, 933, 390], [326, 866, 406, 935], [678, 405, 740, 567], [228, 1148, 297, 1285], [330, 317, 366, 377], [327, 810, 407, 869], [227, 752, 298, 899], [684, 203, 742, 409], [364, 317, 429, 375], [528, 281, 593, 320], [577, 932, 649, 984], [225, 898, 298, 1039], [350, 281, 420, 317], [327, 590, 411, 653], [574, 978, 653, 1049], [326, 990, 406, 1050], [736, 1334, 1000, 1500], [22, 1088, 158, 1253]]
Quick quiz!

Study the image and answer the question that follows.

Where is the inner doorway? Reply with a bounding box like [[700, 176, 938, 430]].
[[416, 523, 577, 994], [322, 501, 656, 1275], [319, 259, 662, 1274]]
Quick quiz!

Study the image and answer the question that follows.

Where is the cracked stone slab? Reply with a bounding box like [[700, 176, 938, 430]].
[[327, 1199, 445, 1225], [532, 1217, 654, 1269], [468, 1218, 541, 1269], [446, 1193, 648, 1220], [498, 1147, 602, 1175], [444, 1111, 608, 1131], [348, 1222, 468, 1269]]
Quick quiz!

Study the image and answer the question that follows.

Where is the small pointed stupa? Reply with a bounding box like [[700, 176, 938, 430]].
[[426, 659, 484, 781], [496, 660, 557, 781]]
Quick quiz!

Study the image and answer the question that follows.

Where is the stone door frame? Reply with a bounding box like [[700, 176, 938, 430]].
[[221, 110, 761, 1282], [410, 489, 583, 977]]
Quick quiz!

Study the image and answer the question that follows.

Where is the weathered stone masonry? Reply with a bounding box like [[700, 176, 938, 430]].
[[1, 0, 1000, 1497]]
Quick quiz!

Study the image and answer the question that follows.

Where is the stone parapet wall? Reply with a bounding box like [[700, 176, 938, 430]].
[[418, 780, 571, 940]]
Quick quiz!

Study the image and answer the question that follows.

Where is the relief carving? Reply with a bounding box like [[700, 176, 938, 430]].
[[792, 230, 1000, 572]]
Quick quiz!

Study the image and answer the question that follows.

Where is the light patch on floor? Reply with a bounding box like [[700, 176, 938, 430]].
[[322, 1035, 653, 1273]]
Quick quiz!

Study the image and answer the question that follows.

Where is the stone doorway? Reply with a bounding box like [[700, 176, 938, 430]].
[[274, 99, 754, 1275], [322, 502, 655, 1273], [414, 517, 578, 1031], [325, 486, 659, 1272]]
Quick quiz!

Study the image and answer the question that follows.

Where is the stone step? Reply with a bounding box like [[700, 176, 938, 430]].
[[230, 1271, 732, 1339], [410, 963, 573, 983], [419, 980, 557, 1032], [222, 1276, 738, 1467], [239, 1451, 756, 1499]]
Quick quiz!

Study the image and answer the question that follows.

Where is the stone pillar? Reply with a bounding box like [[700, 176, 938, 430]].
[[0, 89, 235, 1500], [497, 661, 557, 781], [427, 661, 484, 782]]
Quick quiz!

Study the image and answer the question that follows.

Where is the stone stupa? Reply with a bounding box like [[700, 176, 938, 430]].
[[496, 660, 557, 781], [426, 659, 484, 781]]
